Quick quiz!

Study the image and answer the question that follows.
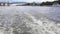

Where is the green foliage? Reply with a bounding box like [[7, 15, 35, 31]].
[[57, 0, 60, 4], [40, 0, 60, 6], [24, 0, 60, 6], [40, 2, 54, 6], [13, 31, 19, 34], [20, 32, 31, 34], [13, 29, 19, 34], [24, 2, 40, 6], [52, 0, 60, 4]]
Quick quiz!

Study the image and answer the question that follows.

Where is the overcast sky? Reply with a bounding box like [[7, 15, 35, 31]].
[[0, 0, 55, 2]]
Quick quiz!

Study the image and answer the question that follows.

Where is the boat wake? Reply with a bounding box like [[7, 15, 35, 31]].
[[0, 12, 60, 34], [0, 6, 60, 34]]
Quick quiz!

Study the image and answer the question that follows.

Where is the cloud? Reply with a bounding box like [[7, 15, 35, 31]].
[[0, 0, 54, 2], [25, 0, 54, 2]]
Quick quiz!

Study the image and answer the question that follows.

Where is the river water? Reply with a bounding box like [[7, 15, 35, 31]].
[[0, 6, 60, 34]]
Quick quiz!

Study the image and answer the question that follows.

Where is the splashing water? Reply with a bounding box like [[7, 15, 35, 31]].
[[0, 6, 60, 34]]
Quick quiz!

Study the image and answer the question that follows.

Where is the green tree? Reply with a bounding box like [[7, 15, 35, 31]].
[[57, 0, 60, 4], [40, 1, 53, 6]]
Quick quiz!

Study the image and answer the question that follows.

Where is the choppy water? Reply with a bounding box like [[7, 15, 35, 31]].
[[0, 6, 60, 34]]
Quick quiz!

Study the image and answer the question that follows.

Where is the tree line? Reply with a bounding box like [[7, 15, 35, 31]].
[[23, 0, 60, 6]]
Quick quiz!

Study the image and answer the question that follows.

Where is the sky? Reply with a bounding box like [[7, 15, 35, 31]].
[[0, 0, 55, 2]]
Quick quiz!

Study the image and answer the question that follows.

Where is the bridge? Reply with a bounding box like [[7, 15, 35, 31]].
[[0, 2, 27, 6], [0, 2, 10, 6]]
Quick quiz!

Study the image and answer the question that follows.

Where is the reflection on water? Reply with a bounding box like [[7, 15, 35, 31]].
[[0, 6, 60, 34]]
